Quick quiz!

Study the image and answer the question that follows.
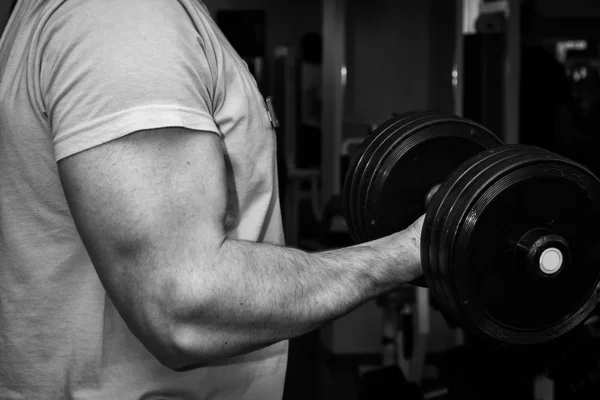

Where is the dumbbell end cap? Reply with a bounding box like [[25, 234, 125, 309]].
[[539, 248, 563, 275]]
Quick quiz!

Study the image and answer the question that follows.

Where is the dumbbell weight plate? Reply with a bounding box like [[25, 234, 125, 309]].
[[360, 113, 502, 242], [354, 112, 443, 242], [344, 111, 435, 243], [343, 112, 414, 242], [437, 145, 600, 344], [423, 145, 551, 328]]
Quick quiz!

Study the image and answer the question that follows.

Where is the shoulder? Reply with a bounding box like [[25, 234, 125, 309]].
[[38, 0, 216, 89], [41, 0, 207, 49]]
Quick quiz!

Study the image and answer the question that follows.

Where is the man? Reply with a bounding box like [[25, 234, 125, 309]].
[[0, 0, 424, 398]]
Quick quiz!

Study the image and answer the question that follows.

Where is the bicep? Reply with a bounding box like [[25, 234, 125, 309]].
[[57, 127, 227, 330]]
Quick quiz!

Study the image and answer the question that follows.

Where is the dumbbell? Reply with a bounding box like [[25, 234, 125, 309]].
[[343, 111, 600, 345]]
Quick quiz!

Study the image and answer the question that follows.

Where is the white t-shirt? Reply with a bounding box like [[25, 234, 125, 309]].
[[0, 0, 287, 398]]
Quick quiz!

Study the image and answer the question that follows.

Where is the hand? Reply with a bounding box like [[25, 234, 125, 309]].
[[358, 214, 425, 286], [398, 214, 425, 282], [406, 214, 425, 249]]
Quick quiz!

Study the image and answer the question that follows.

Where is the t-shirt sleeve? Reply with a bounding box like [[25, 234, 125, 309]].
[[38, 0, 220, 161]]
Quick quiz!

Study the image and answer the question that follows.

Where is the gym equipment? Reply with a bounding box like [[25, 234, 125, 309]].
[[343, 111, 600, 345]]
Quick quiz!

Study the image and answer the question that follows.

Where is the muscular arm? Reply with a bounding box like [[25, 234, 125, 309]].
[[58, 128, 421, 369]]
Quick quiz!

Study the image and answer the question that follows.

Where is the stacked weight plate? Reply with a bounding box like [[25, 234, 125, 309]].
[[424, 145, 600, 344], [343, 111, 600, 345]]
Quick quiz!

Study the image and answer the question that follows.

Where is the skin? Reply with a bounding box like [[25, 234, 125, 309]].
[[58, 127, 425, 370]]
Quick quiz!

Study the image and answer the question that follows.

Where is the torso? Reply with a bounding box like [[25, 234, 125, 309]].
[[0, 1, 287, 398]]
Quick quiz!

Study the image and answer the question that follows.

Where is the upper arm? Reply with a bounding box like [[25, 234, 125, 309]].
[[58, 127, 228, 358], [41, 0, 229, 363]]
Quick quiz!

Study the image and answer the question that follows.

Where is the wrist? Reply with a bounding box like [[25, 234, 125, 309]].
[[373, 228, 422, 286]]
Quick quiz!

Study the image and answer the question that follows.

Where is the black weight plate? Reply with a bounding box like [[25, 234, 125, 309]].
[[356, 113, 446, 242], [458, 150, 600, 344], [443, 146, 600, 344], [423, 146, 514, 322], [426, 146, 549, 327], [361, 114, 502, 243], [435, 146, 554, 334], [350, 111, 429, 243], [343, 111, 428, 243], [351, 111, 439, 243]]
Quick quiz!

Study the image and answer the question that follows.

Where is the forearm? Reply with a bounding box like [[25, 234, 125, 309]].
[[165, 230, 418, 365]]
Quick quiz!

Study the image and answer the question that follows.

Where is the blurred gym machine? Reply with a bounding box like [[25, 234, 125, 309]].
[[272, 41, 322, 249], [457, 0, 519, 144], [560, 44, 600, 174]]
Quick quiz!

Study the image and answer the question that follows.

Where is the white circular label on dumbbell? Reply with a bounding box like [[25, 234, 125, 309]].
[[539, 248, 563, 275]]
